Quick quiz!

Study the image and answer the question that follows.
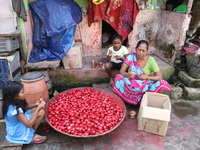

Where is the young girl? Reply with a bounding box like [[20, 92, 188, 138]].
[[105, 34, 129, 85], [2, 81, 47, 144]]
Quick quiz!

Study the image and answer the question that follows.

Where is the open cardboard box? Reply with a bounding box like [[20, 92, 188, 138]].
[[138, 92, 171, 136]]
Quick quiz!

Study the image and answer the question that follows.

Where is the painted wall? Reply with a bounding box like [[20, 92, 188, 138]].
[[75, 16, 102, 57], [128, 10, 191, 64], [0, 0, 17, 34]]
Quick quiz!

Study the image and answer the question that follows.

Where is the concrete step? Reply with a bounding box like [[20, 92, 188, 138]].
[[152, 55, 174, 80], [49, 55, 174, 87]]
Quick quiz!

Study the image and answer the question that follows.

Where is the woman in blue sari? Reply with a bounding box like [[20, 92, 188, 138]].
[[113, 40, 171, 105]]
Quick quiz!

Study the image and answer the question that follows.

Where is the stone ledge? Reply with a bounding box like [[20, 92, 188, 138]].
[[169, 85, 183, 100], [49, 56, 174, 87], [152, 55, 174, 80], [178, 71, 200, 87], [183, 86, 200, 100]]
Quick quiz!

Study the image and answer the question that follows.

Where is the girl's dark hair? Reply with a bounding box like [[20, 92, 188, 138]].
[[112, 33, 122, 42], [2, 81, 28, 118], [136, 40, 149, 50]]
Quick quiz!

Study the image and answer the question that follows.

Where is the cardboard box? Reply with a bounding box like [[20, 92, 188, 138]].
[[62, 42, 82, 69], [138, 92, 171, 136]]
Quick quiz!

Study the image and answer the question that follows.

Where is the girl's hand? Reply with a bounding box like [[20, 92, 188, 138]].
[[36, 97, 45, 106], [35, 100, 41, 106], [128, 71, 137, 78], [140, 75, 150, 80], [115, 56, 124, 61], [37, 101, 45, 110]]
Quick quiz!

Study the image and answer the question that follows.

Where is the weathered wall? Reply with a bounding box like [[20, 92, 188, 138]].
[[128, 10, 191, 64], [127, 10, 160, 54], [74, 16, 102, 57], [0, 0, 17, 34], [155, 11, 191, 64]]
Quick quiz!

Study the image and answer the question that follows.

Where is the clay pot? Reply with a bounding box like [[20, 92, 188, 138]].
[[20, 71, 49, 104]]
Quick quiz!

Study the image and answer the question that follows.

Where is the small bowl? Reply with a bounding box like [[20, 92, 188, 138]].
[[129, 111, 136, 119]]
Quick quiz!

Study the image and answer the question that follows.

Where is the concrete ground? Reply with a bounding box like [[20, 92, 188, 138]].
[[0, 84, 200, 150]]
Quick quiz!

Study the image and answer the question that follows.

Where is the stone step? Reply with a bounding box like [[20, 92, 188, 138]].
[[152, 55, 174, 80], [49, 55, 174, 87], [183, 86, 200, 100], [178, 71, 200, 87]]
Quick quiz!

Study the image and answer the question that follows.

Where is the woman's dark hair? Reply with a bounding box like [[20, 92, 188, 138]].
[[112, 33, 122, 42], [136, 40, 149, 50], [2, 81, 28, 118]]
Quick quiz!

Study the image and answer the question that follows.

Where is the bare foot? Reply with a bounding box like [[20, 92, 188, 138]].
[[109, 78, 114, 86]]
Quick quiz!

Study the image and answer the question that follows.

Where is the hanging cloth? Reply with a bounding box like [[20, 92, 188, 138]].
[[92, 0, 104, 5], [88, 0, 139, 41], [12, 0, 27, 21]]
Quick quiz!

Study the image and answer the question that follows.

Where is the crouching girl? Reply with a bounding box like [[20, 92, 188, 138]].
[[2, 81, 47, 144]]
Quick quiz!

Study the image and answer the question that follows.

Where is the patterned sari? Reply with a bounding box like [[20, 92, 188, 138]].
[[113, 53, 171, 105]]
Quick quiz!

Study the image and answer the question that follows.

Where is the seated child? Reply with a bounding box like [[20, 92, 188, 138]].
[[2, 81, 47, 144], [104, 33, 129, 85]]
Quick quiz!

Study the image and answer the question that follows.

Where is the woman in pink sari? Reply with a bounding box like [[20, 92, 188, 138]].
[[113, 40, 171, 105]]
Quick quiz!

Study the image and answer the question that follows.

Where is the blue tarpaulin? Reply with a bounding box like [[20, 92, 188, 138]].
[[28, 0, 82, 63]]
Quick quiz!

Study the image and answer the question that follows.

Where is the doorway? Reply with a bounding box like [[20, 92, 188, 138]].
[[101, 21, 128, 48]]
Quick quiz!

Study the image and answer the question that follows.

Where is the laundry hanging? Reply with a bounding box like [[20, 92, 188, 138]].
[[88, 0, 139, 41], [28, 0, 82, 63]]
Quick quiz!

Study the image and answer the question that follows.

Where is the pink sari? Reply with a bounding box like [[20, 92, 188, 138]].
[[113, 53, 171, 105]]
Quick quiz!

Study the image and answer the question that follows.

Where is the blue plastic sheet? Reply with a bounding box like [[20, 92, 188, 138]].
[[28, 0, 82, 63]]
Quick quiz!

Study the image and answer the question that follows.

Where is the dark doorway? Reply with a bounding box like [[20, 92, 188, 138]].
[[166, 0, 184, 11], [102, 21, 128, 48]]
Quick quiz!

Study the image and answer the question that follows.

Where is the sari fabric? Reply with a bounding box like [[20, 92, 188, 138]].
[[113, 53, 171, 105], [88, 0, 139, 41]]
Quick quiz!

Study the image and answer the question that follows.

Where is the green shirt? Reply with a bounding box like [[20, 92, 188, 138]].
[[125, 56, 160, 76], [142, 56, 160, 76]]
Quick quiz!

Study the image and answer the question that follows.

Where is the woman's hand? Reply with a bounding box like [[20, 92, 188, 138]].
[[140, 75, 150, 80], [127, 71, 137, 78]]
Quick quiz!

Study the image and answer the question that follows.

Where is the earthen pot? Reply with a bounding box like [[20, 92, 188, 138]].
[[20, 71, 49, 104]]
